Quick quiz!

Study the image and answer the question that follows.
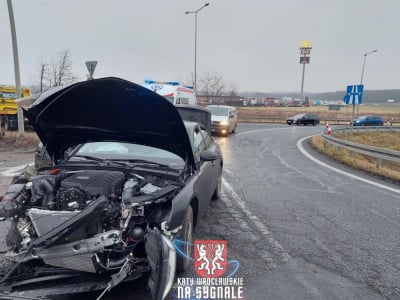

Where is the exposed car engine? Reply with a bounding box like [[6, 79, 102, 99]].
[[0, 167, 180, 277]]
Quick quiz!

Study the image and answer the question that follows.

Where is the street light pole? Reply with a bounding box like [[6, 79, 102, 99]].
[[360, 49, 378, 85], [7, 0, 24, 137], [357, 49, 377, 113], [185, 3, 210, 94]]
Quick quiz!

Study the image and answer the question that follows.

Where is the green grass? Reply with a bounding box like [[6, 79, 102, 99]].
[[311, 132, 400, 181]]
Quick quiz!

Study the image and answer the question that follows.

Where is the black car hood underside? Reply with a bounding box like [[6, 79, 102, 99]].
[[24, 77, 195, 169]]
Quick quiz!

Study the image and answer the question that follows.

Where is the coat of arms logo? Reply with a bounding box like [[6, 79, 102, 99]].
[[194, 240, 227, 278]]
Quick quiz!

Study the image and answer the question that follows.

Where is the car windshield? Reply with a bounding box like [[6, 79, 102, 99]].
[[72, 141, 185, 168], [207, 106, 230, 116]]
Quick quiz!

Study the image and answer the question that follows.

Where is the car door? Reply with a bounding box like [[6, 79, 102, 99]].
[[301, 114, 308, 125], [303, 114, 309, 125], [193, 125, 219, 216], [307, 114, 314, 125]]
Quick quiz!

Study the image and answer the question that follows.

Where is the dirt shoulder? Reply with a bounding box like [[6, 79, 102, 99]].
[[0, 132, 38, 195], [0, 151, 35, 163], [0, 131, 38, 156]]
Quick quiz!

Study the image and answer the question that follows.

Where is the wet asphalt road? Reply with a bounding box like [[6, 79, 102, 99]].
[[0, 123, 399, 300], [211, 123, 399, 300]]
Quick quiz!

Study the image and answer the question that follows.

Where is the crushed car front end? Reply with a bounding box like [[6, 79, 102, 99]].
[[0, 163, 181, 299], [0, 77, 199, 300]]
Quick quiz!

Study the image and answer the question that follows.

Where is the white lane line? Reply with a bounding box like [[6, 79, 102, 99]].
[[222, 128, 400, 194], [233, 127, 290, 137], [297, 136, 400, 195], [222, 177, 291, 262]]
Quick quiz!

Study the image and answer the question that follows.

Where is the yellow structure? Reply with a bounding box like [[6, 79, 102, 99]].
[[300, 40, 312, 49], [0, 85, 31, 130]]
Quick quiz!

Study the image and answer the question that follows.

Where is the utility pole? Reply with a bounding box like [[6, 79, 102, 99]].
[[7, 0, 24, 137]]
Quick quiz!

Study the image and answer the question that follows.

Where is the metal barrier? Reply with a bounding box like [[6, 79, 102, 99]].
[[237, 117, 400, 126], [321, 126, 400, 164]]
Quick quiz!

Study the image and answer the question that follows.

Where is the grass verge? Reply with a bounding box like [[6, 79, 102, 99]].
[[310, 132, 400, 182]]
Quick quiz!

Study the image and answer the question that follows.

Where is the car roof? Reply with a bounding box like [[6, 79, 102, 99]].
[[206, 105, 235, 109], [358, 115, 381, 118], [176, 105, 211, 133]]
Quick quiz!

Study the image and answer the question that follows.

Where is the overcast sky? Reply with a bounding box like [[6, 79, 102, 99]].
[[0, 0, 399, 93]]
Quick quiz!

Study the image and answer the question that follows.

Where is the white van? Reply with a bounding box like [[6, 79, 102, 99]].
[[142, 80, 196, 105], [206, 105, 238, 136]]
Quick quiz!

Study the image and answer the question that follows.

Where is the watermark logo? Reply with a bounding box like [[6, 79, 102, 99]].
[[194, 240, 227, 278], [173, 239, 244, 299]]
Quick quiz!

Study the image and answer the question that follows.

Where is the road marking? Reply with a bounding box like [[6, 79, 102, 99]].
[[222, 177, 291, 262], [297, 136, 400, 195], [220, 128, 400, 194], [233, 127, 290, 137]]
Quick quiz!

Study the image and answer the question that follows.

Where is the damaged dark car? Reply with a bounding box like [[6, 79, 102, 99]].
[[0, 78, 223, 300]]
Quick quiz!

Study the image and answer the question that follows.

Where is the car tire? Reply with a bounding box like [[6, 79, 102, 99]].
[[232, 124, 237, 134], [313, 121, 317, 126], [175, 205, 193, 273]]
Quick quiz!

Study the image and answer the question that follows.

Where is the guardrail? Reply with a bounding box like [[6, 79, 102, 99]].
[[238, 116, 400, 126], [321, 126, 400, 165]]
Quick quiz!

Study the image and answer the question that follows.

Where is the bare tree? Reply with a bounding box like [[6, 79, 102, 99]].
[[36, 49, 78, 92], [50, 49, 78, 87], [38, 62, 49, 93], [226, 81, 238, 97], [198, 72, 226, 102]]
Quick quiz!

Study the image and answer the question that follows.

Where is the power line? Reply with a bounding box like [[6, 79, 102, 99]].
[[0, 0, 53, 21], [13, 0, 110, 32]]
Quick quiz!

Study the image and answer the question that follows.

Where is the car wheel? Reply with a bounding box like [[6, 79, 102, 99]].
[[212, 170, 222, 200], [232, 124, 237, 134], [175, 205, 193, 273], [313, 121, 317, 126]]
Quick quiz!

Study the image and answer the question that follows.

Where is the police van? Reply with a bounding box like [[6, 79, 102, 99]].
[[142, 80, 196, 105]]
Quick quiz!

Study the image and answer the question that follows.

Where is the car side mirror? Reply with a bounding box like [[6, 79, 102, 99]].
[[200, 149, 220, 161]]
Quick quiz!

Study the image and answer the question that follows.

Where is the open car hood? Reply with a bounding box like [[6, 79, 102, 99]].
[[24, 77, 195, 169]]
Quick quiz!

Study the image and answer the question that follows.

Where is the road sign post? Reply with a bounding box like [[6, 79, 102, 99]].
[[343, 84, 364, 143], [85, 61, 98, 80]]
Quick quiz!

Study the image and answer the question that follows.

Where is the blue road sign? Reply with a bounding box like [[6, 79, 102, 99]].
[[343, 85, 364, 105]]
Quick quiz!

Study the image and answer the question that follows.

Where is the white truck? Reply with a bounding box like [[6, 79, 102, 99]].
[[142, 80, 196, 105]]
